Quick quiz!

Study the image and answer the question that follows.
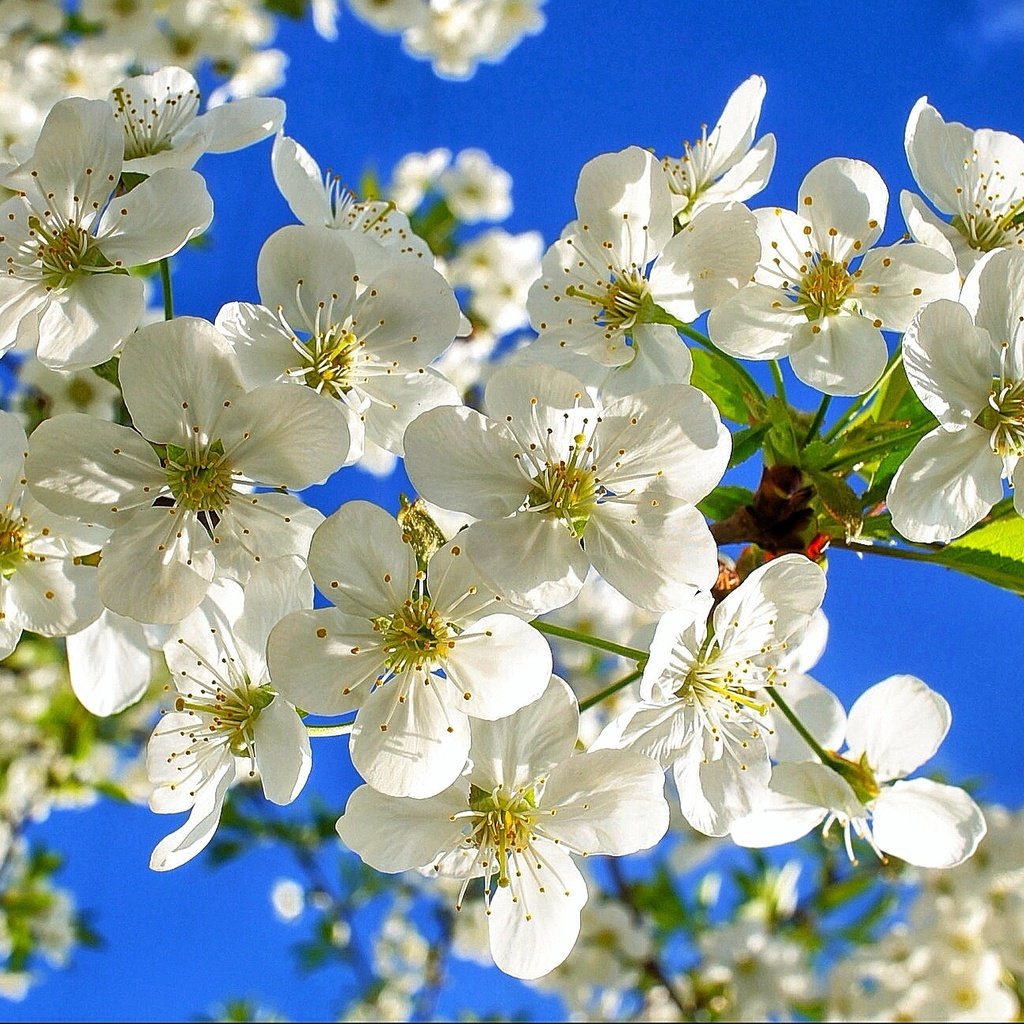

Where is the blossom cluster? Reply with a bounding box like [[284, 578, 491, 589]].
[[0, 62, 1018, 995]]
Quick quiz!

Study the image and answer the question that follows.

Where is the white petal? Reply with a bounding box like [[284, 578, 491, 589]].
[[672, 732, 771, 836], [99, 507, 215, 623], [768, 673, 846, 763], [904, 97, 974, 216], [335, 784, 467, 872], [708, 283, 807, 360], [541, 748, 668, 855], [9, 98, 122, 226], [712, 553, 827, 658], [574, 146, 674, 267], [730, 778, 828, 849], [35, 273, 145, 371], [469, 675, 577, 792], [600, 323, 693, 397], [271, 133, 333, 226], [461, 514, 589, 616], [307, 500, 415, 618], [650, 202, 760, 321], [887, 424, 1003, 543], [256, 224, 356, 325], [788, 314, 890, 396], [119, 317, 243, 446], [597, 383, 730, 504], [587, 496, 717, 610], [798, 158, 888, 260], [360, 368, 459, 457], [254, 696, 311, 805], [231, 555, 313, 681], [97, 168, 213, 267], [225, 382, 351, 487], [855, 243, 959, 332], [150, 759, 234, 871], [6, 555, 100, 637], [267, 607, 380, 716], [444, 614, 551, 721], [352, 257, 460, 363], [903, 298, 995, 424], [872, 778, 986, 868], [350, 673, 471, 798], [26, 413, 162, 526], [404, 405, 527, 519], [215, 301, 297, 389], [67, 609, 152, 716], [0, 412, 26, 508], [488, 845, 588, 980], [845, 674, 950, 782], [198, 96, 284, 153]]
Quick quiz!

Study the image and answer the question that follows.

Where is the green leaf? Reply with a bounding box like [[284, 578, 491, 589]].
[[689, 347, 757, 423], [729, 423, 768, 468], [698, 485, 753, 522], [932, 514, 1024, 596], [263, 0, 308, 17], [808, 470, 863, 537]]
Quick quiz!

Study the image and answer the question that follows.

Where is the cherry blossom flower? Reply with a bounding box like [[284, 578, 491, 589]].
[[0, 97, 213, 369], [595, 555, 827, 836], [336, 676, 669, 979], [0, 411, 105, 660], [108, 65, 283, 176], [147, 557, 313, 871], [26, 316, 344, 623], [216, 224, 460, 461], [267, 500, 552, 798], [527, 145, 759, 372], [730, 675, 987, 869], [888, 248, 1024, 541], [708, 157, 958, 395], [903, 97, 1024, 277], [661, 75, 776, 228], [404, 364, 730, 614], [270, 133, 431, 261]]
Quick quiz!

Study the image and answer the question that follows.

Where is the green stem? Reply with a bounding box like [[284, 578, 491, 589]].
[[824, 348, 903, 442], [829, 537, 938, 564], [666, 318, 767, 407], [822, 423, 930, 471], [770, 360, 787, 401], [579, 668, 643, 713], [766, 685, 836, 765], [159, 258, 174, 321], [803, 394, 832, 445], [532, 620, 647, 663], [306, 722, 353, 738]]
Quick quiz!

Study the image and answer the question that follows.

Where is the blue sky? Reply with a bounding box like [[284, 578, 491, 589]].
[[8, 1, 1024, 1018]]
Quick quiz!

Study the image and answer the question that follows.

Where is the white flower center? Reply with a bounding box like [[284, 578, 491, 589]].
[[526, 438, 599, 537], [977, 377, 1024, 458], [24, 218, 112, 288], [111, 82, 200, 160], [795, 254, 853, 320], [0, 515, 25, 578], [164, 442, 235, 513], [465, 784, 539, 889], [373, 596, 453, 674], [567, 269, 651, 333]]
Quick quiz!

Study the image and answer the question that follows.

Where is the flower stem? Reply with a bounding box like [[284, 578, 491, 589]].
[[770, 360, 787, 401], [532, 620, 648, 663], [766, 685, 836, 765], [159, 257, 174, 321], [306, 722, 353, 738], [578, 668, 643, 713], [674, 320, 767, 406], [804, 394, 832, 445], [824, 347, 904, 442]]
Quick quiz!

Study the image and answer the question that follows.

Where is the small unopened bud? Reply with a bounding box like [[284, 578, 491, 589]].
[[398, 494, 447, 568]]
